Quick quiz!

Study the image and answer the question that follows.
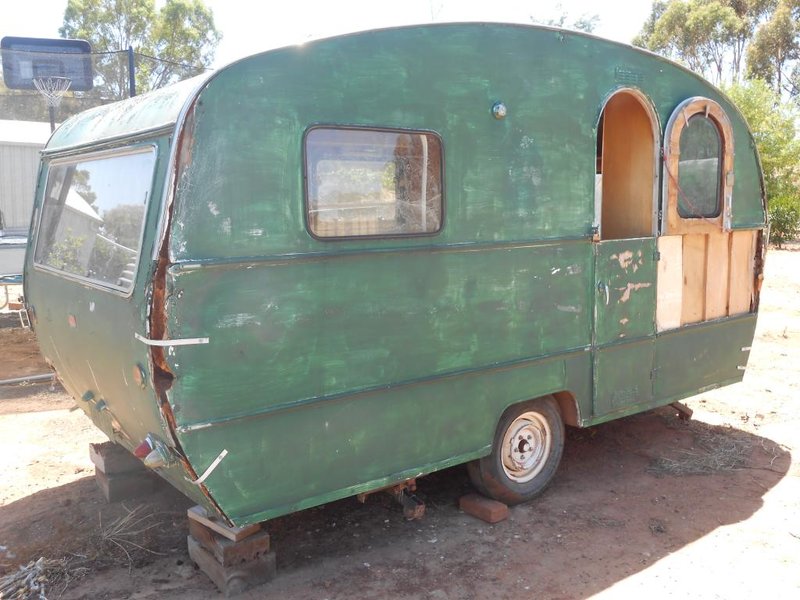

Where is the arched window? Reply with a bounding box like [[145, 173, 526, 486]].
[[662, 97, 734, 235], [677, 115, 723, 219]]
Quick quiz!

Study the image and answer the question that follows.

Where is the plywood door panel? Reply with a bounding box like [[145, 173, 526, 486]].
[[657, 235, 683, 331], [705, 231, 730, 320], [681, 233, 707, 325], [601, 94, 655, 240], [729, 230, 756, 315]]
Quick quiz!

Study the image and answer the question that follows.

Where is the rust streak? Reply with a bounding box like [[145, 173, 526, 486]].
[[148, 101, 234, 526]]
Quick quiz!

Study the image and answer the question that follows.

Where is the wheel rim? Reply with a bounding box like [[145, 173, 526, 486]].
[[500, 411, 552, 483]]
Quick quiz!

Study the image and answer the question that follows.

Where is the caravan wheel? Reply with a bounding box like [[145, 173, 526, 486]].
[[468, 396, 564, 505]]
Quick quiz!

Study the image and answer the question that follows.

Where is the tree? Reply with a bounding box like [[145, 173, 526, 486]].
[[746, 0, 800, 98], [635, 0, 743, 84], [634, 1, 781, 83], [724, 78, 800, 244], [59, 0, 221, 100]]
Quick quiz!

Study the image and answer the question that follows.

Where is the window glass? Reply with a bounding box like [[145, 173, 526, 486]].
[[306, 128, 442, 238], [677, 115, 722, 218], [34, 147, 156, 292]]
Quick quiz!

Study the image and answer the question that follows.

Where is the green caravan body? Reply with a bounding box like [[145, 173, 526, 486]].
[[24, 23, 766, 526]]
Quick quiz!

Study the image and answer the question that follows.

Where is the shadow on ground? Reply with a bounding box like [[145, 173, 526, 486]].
[[0, 405, 790, 600]]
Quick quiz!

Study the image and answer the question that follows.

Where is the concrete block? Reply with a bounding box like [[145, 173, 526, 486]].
[[90, 441, 145, 475], [95, 467, 159, 503]]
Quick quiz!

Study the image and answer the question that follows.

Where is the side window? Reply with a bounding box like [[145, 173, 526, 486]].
[[662, 97, 734, 235], [677, 115, 722, 218], [34, 147, 156, 292], [305, 127, 443, 238]]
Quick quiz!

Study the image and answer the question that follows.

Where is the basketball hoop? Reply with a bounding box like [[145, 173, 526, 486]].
[[33, 76, 72, 108], [32, 76, 72, 133]]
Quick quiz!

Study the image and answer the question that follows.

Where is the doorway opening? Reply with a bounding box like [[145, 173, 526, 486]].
[[595, 89, 659, 240]]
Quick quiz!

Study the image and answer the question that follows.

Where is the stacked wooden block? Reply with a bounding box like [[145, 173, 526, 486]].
[[187, 505, 276, 597]]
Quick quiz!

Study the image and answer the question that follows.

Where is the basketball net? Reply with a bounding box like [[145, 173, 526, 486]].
[[33, 76, 72, 133], [33, 76, 72, 108]]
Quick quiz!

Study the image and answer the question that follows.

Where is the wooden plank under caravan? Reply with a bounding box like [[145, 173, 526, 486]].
[[23, 23, 766, 528]]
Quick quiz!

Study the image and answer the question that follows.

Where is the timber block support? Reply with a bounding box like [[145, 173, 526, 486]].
[[356, 479, 426, 520], [187, 506, 276, 597], [90, 441, 159, 503], [670, 401, 694, 421]]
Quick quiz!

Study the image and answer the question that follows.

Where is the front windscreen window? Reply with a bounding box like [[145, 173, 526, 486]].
[[34, 147, 156, 292]]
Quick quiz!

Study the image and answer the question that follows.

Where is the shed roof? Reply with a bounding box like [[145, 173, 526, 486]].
[[0, 119, 51, 146]]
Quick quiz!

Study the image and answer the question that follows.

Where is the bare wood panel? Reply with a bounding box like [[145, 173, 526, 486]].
[[657, 235, 683, 331], [601, 92, 655, 240], [729, 229, 757, 315], [681, 233, 707, 325], [705, 230, 730, 320]]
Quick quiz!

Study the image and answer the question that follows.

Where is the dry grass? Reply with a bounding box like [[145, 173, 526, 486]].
[[98, 505, 166, 570], [647, 420, 755, 476]]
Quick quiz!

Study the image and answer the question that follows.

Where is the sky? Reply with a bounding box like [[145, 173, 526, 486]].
[[3, 1, 654, 68]]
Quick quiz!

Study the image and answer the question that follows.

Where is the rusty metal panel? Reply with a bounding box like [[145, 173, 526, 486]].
[[594, 238, 657, 346]]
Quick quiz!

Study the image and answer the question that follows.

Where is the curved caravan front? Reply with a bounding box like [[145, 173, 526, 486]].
[[23, 75, 218, 510], [25, 23, 766, 527]]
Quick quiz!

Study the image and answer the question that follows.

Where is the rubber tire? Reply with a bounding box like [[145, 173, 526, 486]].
[[467, 396, 565, 505]]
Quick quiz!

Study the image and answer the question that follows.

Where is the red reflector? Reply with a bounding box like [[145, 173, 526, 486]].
[[133, 439, 152, 459]]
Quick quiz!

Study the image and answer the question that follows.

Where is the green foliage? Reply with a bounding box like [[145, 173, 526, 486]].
[[59, 0, 221, 99], [724, 79, 800, 243], [45, 231, 85, 275], [746, 0, 800, 98], [101, 204, 145, 249], [87, 235, 132, 281], [768, 195, 800, 246], [635, 0, 744, 83]]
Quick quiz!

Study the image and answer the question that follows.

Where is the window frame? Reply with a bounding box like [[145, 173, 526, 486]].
[[675, 113, 724, 219], [32, 143, 158, 297], [302, 124, 445, 241], [661, 97, 734, 235]]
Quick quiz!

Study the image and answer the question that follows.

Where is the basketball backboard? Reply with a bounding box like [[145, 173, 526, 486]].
[[1, 36, 93, 91]]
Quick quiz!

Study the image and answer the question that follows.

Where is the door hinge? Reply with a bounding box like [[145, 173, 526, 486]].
[[654, 250, 661, 261], [650, 367, 660, 380]]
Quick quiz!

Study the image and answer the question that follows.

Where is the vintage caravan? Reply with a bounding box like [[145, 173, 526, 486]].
[[24, 23, 765, 526]]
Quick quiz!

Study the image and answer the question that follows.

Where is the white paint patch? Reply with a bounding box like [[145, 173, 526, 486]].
[[550, 267, 562, 275], [618, 282, 652, 303], [556, 305, 581, 313], [216, 313, 262, 329], [208, 201, 220, 216], [89, 301, 95, 312], [616, 250, 634, 270], [221, 218, 232, 235], [566, 264, 583, 275], [248, 228, 265, 237], [620, 318, 630, 325]]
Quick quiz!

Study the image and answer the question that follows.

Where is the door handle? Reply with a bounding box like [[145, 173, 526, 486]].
[[597, 281, 610, 306]]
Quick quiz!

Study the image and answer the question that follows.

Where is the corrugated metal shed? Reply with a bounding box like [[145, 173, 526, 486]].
[[0, 119, 50, 231]]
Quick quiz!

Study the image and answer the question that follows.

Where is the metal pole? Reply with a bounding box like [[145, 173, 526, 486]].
[[0, 373, 55, 386], [48, 106, 55, 133], [128, 46, 136, 98]]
